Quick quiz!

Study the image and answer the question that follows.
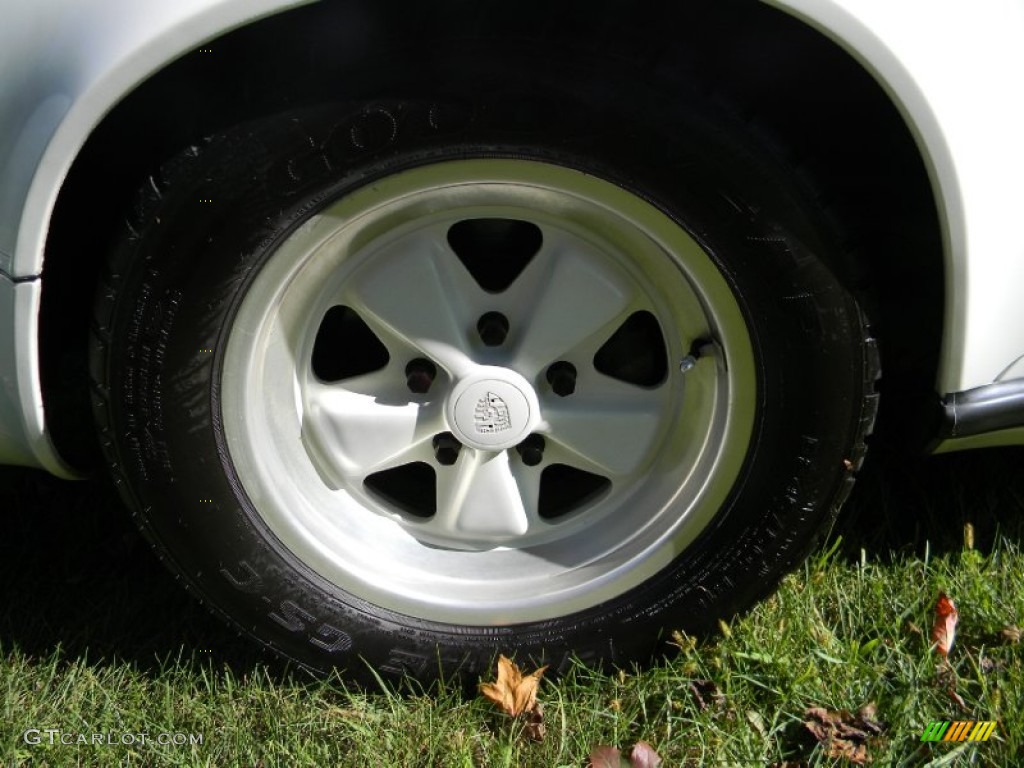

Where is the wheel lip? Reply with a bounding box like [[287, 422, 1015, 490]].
[[219, 157, 757, 624]]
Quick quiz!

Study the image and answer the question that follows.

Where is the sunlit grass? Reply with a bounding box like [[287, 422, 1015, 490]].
[[1, 532, 1020, 766], [1, 452, 1021, 766]]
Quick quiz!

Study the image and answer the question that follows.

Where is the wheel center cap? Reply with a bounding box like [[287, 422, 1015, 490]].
[[447, 368, 538, 451]]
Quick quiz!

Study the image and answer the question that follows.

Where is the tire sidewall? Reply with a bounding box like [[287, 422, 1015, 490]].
[[99, 95, 867, 680]]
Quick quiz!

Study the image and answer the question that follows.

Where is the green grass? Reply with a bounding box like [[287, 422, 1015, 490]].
[[1, 450, 1022, 766]]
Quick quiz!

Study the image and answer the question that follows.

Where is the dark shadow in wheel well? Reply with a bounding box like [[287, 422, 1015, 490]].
[[40, 0, 942, 469]]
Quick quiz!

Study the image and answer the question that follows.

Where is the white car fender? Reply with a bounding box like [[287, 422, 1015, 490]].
[[1, 0, 313, 275], [770, 0, 1024, 395], [2, 0, 1024, 472], [0, 0, 312, 473]]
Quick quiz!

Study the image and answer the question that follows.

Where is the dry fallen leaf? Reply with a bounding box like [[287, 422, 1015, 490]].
[[588, 745, 628, 768], [522, 701, 546, 742], [803, 704, 885, 765], [479, 654, 548, 718], [629, 741, 663, 768], [587, 742, 662, 768], [932, 592, 959, 658], [857, 703, 883, 735], [1000, 625, 1022, 644], [839, 743, 868, 764]]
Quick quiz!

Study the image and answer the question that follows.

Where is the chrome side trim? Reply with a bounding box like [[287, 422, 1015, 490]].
[[940, 379, 1024, 438]]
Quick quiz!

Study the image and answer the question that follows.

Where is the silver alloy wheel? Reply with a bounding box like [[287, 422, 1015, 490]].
[[220, 159, 756, 624]]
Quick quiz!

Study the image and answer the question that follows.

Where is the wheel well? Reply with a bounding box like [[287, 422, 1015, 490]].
[[40, 0, 942, 469]]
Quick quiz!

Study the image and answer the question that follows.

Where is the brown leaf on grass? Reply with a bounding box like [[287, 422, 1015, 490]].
[[1000, 625, 1022, 644], [629, 742, 662, 768], [857, 703, 884, 735], [931, 592, 959, 658], [587, 742, 662, 768], [588, 745, 628, 768], [479, 655, 547, 718], [836, 743, 868, 764], [803, 705, 885, 765], [522, 702, 546, 742]]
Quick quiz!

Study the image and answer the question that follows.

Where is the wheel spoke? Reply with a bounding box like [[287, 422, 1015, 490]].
[[311, 364, 400, 399], [433, 449, 535, 542], [345, 228, 479, 377], [219, 156, 759, 626], [542, 381, 665, 476], [303, 379, 435, 482], [509, 235, 635, 372]]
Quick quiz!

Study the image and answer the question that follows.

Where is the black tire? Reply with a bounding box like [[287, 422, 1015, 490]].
[[91, 66, 877, 683]]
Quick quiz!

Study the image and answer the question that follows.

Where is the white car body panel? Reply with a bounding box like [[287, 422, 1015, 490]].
[[769, 0, 1024, 394], [0, 0, 311, 271], [0, 278, 64, 470], [1, 0, 1024, 472], [0, 0, 311, 473]]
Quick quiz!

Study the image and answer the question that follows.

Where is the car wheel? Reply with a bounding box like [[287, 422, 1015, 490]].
[[91, 92, 877, 682]]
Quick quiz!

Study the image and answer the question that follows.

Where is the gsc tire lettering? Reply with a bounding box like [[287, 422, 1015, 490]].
[[268, 599, 314, 633], [222, 564, 354, 655], [219, 560, 262, 593], [310, 623, 354, 654], [269, 599, 353, 655]]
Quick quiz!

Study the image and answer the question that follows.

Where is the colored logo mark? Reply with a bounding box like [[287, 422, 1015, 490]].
[[920, 721, 997, 742]]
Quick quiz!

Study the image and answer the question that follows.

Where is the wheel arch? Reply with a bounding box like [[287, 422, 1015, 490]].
[[33, 0, 948, 469]]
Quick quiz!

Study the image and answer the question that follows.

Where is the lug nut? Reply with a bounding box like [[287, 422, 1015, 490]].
[[515, 434, 545, 467], [406, 358, 437, 394], [546, 361, 577, 396], [433, 432, 461, 466], [477, 312, 510, 346]]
